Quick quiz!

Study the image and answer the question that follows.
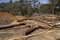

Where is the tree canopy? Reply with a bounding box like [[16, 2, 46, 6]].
[[0, 0, 60, 16]]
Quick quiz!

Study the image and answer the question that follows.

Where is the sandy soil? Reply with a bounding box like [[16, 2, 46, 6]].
[[0, 13, 60, 40]]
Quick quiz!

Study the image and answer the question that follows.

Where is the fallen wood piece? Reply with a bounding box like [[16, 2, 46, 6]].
[[18, 18, 54, 27], [24, 30, 56, 38], [23, 20, 54, 29], [19, 23, 52, 35], [20, 26, 37, 35], [54, 22, 60, 28], [54, 22, 60, 25], [33, 19, 54, 26], [29, 17, 55, 25], [0, 22, 26, 29], [7, 30, 57, 40]]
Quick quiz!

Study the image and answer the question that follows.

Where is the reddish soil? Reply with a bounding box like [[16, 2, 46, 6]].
[[0, 12, 16, 20]]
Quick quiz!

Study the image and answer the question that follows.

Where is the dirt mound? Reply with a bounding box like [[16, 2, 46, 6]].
[[0, 12, 16, 25], [15, 16, 29, 21], [31, 14, 57, 22], [27, 29, 60, 40], [0, 14, 60, 40], [0, 12, 16, 20]]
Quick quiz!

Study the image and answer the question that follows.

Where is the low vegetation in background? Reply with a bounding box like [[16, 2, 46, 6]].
[[0, 0, 60, 16]]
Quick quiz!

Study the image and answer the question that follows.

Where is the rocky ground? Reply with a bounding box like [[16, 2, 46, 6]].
[[0, 13, 60, 40]]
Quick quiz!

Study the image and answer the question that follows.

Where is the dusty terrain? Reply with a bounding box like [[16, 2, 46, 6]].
[[0, 12, 60, 40]]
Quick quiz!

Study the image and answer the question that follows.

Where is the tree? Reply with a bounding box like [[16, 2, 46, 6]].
[[40, 4, 52, 13], [18, 0, 40, 16], [48, 0, 59, 14], [0, 0, 40, 16]]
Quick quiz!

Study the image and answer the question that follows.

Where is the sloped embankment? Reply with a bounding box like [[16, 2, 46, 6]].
[[0, 13, 60, 40]]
